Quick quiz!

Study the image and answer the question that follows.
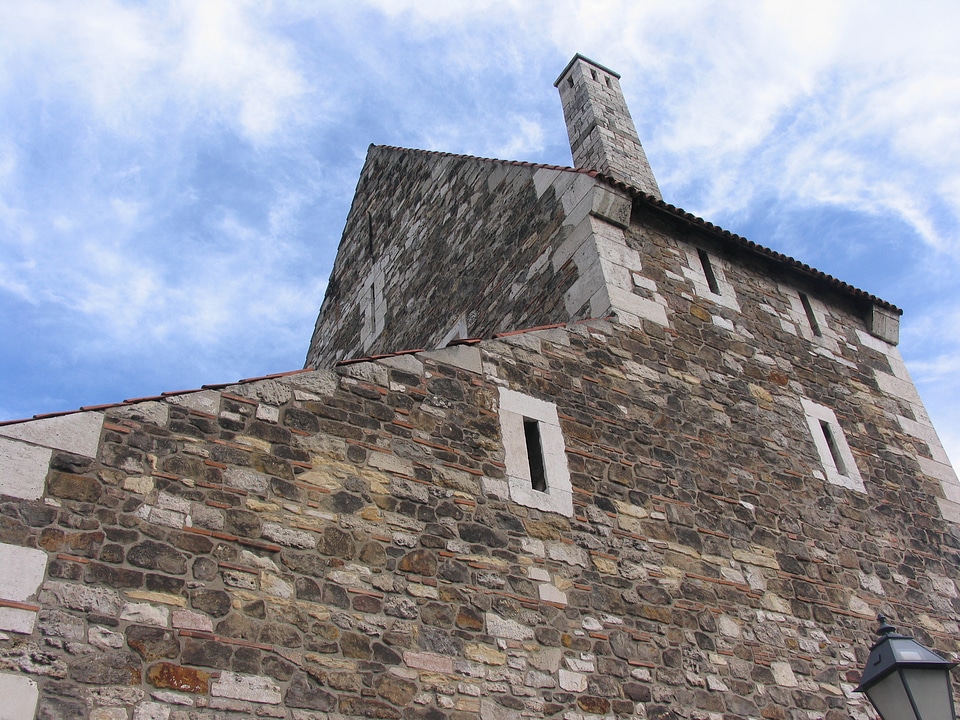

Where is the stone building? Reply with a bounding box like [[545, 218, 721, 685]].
[[1, 54, 958, 720]]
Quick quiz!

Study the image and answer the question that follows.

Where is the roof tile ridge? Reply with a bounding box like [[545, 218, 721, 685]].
[[371, 144, 596, 176]]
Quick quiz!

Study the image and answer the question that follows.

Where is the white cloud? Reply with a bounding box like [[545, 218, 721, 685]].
[[0, 0, 311, 144]]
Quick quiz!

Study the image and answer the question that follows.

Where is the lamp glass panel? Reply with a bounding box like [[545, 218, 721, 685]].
[[866, 670, 917, 720], [901, 668, 954, 720]]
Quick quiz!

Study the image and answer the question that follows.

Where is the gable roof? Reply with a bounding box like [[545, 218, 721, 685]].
[[372, 144, 901, 314]]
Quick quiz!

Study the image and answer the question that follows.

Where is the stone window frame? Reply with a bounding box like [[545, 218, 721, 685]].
[[783, 287, 841, 353], [681, 245, 740, 311], [498, 387, 573, 517], [801, 397, 865, 493], [360, 268, 385, 351]]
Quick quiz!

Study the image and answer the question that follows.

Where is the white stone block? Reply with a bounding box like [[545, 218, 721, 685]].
[[527, 567, 550, 582], [133, 702, 171, 720], [0, 411, 104, 457], [538, 583, 567, 605], [532, 168, 563, 199], [422, 346, 482, 375], [255, 404, 280, 423], [123, 476, 155, 495], [89, 625, 125, 649], [0, 608, 37, 635], [39, 580, 121, 614], [261, 523, 316, 549], [918, 456, 959, 485], [0, 436, 51, 500], [110, 401, 169, 428], [211, 672, 282, 704], [121, 602, 169, 627], [172, 609, 214, 633], [485, 613, 535, 641], [91, 708, 129, 720], [368, 452, 414, 477], [0, 672, 39, 720], [607, 285, 669, 327], [0, 544, 47, 603], [166, 390, 221, 415], [771, 661, 799, 687], [559, 668, 588, 692], [224, 467, 270, 495], [546, 541, 588, 568]]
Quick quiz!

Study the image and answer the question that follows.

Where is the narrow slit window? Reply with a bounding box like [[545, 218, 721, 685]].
[[366, 212, 375, 257], [498, 387, 573, 516], [819, 420, 846, 475], [590, 69, 598, 81], [697, 249, 720, 294], [800, 293, 822, 337], [801, 397, 865, 493], [523, 419, 547, 492]]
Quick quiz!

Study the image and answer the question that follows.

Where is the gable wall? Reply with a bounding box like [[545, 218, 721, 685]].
[[305, 148, 605, 368]]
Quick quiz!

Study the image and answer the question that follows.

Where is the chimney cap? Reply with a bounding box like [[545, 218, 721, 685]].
[[554, 53, 622, 87]]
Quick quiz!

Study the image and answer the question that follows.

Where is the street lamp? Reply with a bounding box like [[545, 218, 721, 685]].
[[856, 615, 958, 720]]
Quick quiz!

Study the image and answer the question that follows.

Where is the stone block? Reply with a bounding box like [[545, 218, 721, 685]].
[[210, 672, 282, 704], [867, 304, 900, 344], [121, 602, 170, 627], [0, 673, 40, 720], [40, 580, 122, 615], [166, 390, 221, 415], [133, 702, 171, 720], [0, 544, 47, 632], [0, 437, 52, 500], [0, 411, 104, 457], [261, 522, 316, 549]]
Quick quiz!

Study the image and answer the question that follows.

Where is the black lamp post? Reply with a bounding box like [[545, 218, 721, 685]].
[[856, 615, 958, 720]]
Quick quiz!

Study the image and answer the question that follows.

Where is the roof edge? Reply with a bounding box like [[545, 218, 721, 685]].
[[592, 172, 903, 315], [554, 53, 622, 87]]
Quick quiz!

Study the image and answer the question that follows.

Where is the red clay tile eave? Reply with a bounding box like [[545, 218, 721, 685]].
[[0, 368, 317, 428]]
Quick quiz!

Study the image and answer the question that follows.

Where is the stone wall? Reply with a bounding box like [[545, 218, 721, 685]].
[[2, 301, 959, 719], [305, 147, 599, 368]]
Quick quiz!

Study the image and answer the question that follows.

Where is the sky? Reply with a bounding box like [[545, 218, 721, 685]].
[[1, 1, 959, 468]]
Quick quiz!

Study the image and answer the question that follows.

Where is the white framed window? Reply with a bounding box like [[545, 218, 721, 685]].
[[360, 269, 385, 351], [681, 246, 740, 311], [801, 398, 865, 493], [498, 387, 573, 517]]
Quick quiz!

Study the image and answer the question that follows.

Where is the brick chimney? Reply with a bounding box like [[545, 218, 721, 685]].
[[555, 54, 661, 199]]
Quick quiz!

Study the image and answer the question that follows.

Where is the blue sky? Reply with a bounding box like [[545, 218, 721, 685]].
[[2, 1, 959, 467]]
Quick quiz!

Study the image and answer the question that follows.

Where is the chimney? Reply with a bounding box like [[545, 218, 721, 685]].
[[555, 54, 661, 199]]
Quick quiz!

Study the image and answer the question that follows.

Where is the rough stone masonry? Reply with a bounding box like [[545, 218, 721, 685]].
[[1, 54, 959, 720]]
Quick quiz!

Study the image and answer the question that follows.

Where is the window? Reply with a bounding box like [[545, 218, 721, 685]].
[[801, 398, 865, 493], [697, 248, 720, 295], [682, 246, 740, 311], [799, 293, 822, 337], [523, 419, 547, 491], [360, 271, 385, 351], [498, 388, 573, 516]]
